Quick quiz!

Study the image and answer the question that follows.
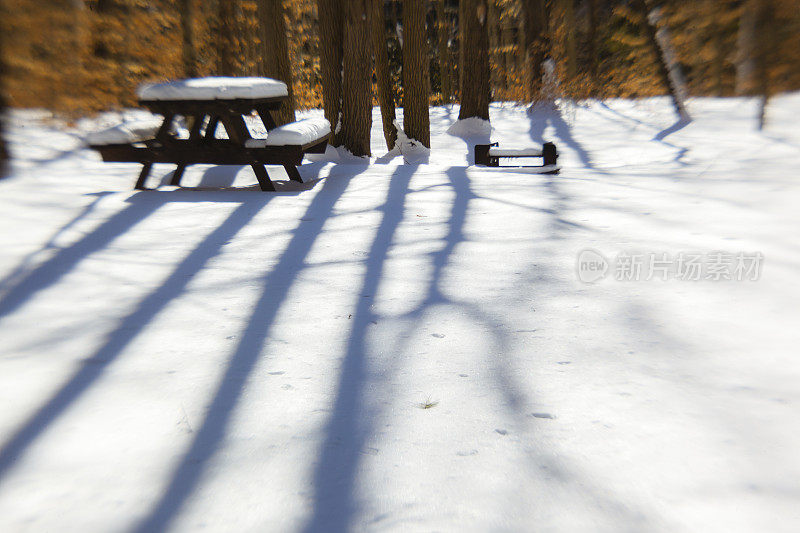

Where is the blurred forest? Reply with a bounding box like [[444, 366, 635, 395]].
[[1, 0, 799, 116]]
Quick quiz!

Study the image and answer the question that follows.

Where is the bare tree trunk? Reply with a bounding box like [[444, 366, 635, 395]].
[[459, 0, 490, 120], [521, 0, 548, 102], [634, 0, 690, 119], [754, 0, 773, 129], [180, 0, 198, 77], [340, 0, 373, 156], [586, 0, 600, 82], [436, 0, 452, 104], [487, 0, 500, 94], [711, 0, 726, 97], [403, 0, 431, 147], [317, 0, 344, 146], [372, 0, 397, 149], [736, 0, 759, 95], [501, 16, 513, 90], [216, 0, 239, 75], [562, 0, 577, 82], [257, 0, 296, 125]]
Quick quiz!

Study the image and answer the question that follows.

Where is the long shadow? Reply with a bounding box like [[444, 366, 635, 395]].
[[528, 103, 598, 172], [0, 194, 161, 323], [302, 165, 413, 533], [0, 196, 274, 482], [0, 191, 113, 293], [131, 166, 366, 533]]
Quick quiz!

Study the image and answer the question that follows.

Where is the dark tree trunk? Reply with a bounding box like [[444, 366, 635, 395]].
[[216, 0, 239, 76], [403, 0, 431, 147], [634, 0, 690, 119], [459, 0, 490, 120], [340, 0, 373, 156], [562, 0, 577, 81], [521, 0, 549, 102], [256, 0, 296, 125], [180, 0, 198, 77], [317, 0, 344, 146], [586, 0, 601, 81], [372, 0, 397, 150], [436, 0, 452, 104], [488, 0, 500, 93]]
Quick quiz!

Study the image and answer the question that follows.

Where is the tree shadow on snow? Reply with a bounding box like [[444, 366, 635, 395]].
[[130, 164, 368, 533]]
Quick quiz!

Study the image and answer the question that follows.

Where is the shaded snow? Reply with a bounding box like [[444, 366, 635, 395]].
[[1, 95, 799, 532]]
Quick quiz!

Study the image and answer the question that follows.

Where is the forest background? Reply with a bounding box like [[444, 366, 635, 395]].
[[1, 0, 799, 161]]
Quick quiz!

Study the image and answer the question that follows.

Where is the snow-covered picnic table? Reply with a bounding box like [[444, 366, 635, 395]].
[[89, 77, 331, 191]]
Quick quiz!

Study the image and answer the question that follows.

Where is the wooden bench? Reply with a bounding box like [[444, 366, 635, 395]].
[[89, 77, 331, 191], [474, 142, 559, 174]]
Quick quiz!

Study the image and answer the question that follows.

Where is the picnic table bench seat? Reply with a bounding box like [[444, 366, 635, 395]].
[[88, 77, 331, 191]]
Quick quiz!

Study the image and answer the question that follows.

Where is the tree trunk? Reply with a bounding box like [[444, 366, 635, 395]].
[[340, 0, 372, 156], [459, 0, 490, 120], [736, 0, 759, 95], [317, 0, 344, 146], [180, 0, 198, 77], [754, 0, 773, 129], [521, 0, 548, 102], [634, 0, 690, 119], [586, 0, 601, 82], [487, 0, 500, 93], [372, 0, 397, 150], [562, 0, 577, 82], [403, 0, 431, 147], [216, 0, 239, 76], [256, 0, 296, 125], [436, 0, 452, 104]]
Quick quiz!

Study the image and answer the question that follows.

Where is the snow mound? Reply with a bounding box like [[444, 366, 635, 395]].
[[446, 116, 492, 137], [393, 120, 430, 162], [137, 77, 288, 101]]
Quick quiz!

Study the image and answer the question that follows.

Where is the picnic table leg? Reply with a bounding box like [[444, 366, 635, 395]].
[[170, 114, 206, 186], [283, 165, 303, 183], [135, 162, 154, 190], [133, 112, 175, 190], [251, 164, 276, 192], [204, 116, 219, 142], [170, 164, 187, 186], [256, 106, 278, 131]]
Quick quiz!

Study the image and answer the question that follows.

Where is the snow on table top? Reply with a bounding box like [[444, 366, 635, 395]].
[[488, 147, 543, 157], [245, 117, 331, 147], [136, 77, 288, 101]]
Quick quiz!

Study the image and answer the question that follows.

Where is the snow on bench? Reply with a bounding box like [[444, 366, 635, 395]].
[[86, 118, 162, 146], [488, 147, 543, 157], [136, 77, 288, 101], [244, 118, 331, 148]]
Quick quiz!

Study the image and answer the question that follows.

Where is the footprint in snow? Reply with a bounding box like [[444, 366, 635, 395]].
[[529, 412, 555, 419], [431, 333, 445, 338], [456, 449, 479, 456]]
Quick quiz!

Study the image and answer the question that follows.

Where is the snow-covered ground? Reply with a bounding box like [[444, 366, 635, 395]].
[[1, 95, 799, 532]]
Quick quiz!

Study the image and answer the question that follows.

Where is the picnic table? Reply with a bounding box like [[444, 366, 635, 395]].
[[89, 77, 331, 191]]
